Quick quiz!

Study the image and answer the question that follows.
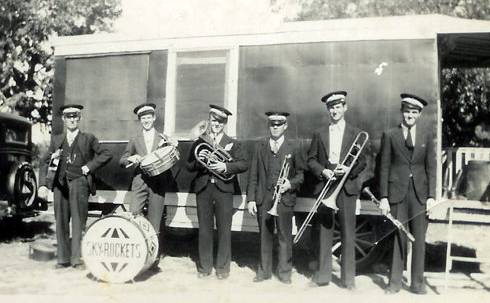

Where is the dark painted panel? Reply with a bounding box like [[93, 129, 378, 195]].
[[147, 50, 168, 130], [52, 57, 66, 135]]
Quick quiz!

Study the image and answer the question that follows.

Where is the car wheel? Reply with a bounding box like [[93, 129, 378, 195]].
[[7, 162, 38, 209], [332, 215, 388, 272]]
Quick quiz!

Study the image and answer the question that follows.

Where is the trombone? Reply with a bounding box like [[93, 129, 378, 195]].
[[190, 120, 235, 181], [293, 131, 369, 244], [268, 154, 292, 216]]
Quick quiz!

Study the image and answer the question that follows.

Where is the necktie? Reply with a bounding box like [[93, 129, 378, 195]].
[[272, 140, 279, 154], [406, 127, 414, 149]]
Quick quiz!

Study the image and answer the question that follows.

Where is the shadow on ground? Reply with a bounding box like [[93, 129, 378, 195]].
[[0, 216, 54, 243]]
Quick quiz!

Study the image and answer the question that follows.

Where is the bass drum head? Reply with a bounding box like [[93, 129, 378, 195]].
[[82, 214, 158, 283]]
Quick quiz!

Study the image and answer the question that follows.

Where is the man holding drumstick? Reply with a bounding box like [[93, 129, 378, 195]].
[[120, 103, 178, 270]]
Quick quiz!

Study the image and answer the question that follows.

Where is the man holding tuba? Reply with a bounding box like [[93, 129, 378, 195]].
[[307, 91, 367, 289], [246, 111, 304, 284], [119, 103, 178, 270], [187, 104, 248, 280]]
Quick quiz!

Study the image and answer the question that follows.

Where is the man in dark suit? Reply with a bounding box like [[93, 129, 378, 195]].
[[247, 111, 304, 284], [187, 104, 248, 280], [379, 93, 436, 295], [307, 91, 367, 289], [38, 104, 112, 269], [119, 103, 178, 268]]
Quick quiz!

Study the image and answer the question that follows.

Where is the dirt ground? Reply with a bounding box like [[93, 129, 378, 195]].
[[0, 211, 489, 303]]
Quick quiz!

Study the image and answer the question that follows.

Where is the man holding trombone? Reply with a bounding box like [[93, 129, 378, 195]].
[[306, 91, 367, 289], [247, 111, 304, 284]]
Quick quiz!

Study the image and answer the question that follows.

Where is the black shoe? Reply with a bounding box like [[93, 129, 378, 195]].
[[54, 263, 70, 269], [197, 272, 211, 279], [216, 272, 229, 280], [410, 286, 427, 295], [149, 264, 161, 272], [253, 275, 271, 283], [384, 287, 400, 294], [279, 277, 292, 284], [71, 263, 86, 270], [309, 280, 329, 287]]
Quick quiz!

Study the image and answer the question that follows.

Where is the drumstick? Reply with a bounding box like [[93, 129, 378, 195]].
[[125, 162, 135, 168]]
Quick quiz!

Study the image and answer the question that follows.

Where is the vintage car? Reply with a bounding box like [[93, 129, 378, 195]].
[[0, 112, 45, 220], [50, 14, 490, 270]]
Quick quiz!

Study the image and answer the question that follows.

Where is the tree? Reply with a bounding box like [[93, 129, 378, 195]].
[[0, 0, 122, 125], [288, 0, 490, 147]]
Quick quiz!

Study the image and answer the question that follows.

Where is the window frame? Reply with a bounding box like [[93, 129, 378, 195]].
[[164, 46, 239, 139]]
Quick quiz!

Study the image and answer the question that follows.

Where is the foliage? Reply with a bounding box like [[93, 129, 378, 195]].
[[0, 0, 121, 125], [293, 0, 490, 21], [441, 68, 490, 147], [291, 0, 490, 147]]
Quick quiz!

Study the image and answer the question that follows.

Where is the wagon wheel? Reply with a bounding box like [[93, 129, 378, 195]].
[[7, 162, 38, 209], [332, 215, 386, 271]]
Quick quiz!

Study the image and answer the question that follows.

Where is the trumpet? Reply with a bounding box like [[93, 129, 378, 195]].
[[190, 120, 235, 181], [268, 154, 292, 216], [294, 131, 369, 244]]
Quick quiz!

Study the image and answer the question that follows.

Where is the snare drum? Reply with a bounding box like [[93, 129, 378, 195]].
[[140, 145, 180, 177], [82, 213, 159, 283]]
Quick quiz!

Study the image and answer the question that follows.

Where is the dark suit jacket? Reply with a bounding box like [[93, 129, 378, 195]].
[[119, 130, 175, 193], [39, 131, 112, 193], [307, 123, 367, 196], [246, 137, 304, 207], [187, 133, 248, 194], [379, 125, 436, 204]]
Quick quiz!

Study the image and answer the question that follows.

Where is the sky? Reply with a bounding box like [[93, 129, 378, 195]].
[[114, 0, 300, 36]]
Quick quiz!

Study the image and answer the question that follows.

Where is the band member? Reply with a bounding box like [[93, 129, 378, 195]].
[[186, 104, 248, 280], [38, 104, 112, 269], [247, 111, 304, 284], [379, 94, 436, 294], [119, 103, 178, 267], [307, 91, 367, 289]]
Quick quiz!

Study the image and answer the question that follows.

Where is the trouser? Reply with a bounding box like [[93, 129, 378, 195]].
[[196, 183, 233, 275], [130, 175, 166, 258], [313, 189, 357, 286], [388, 179, 427, 290], [53, 176, 89, 265], [256, 202, 293, 281]]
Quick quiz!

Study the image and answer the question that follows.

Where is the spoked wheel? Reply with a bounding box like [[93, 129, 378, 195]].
[[7, 162, 38, 209], [332, 215, 387, 271]]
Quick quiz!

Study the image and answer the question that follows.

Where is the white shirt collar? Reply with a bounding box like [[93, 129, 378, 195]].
[[211, 132, 224, 145], [329, 119, 345, 130], [269, 135, 285, 146], [66, 129, 79, 138]]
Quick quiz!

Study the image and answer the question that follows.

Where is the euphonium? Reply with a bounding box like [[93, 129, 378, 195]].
[[294, 131, 369, 244], [268, 154, 292, 216], [189, 120, 235, 181]]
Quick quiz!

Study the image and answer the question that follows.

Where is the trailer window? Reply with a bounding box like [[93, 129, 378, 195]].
[[65, 54, 150, 140], [174, 50, 229, 135]]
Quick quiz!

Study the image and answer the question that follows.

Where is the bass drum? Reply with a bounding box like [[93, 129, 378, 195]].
[[82, 213, 159, 283], [6, 162, 38, 209]]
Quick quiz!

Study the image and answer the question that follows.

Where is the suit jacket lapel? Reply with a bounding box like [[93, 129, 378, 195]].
[[412, 127, 423, 161], [340, 124, 353, 160], [320, 126, 330, 158], [260, 139, 270, 173]]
